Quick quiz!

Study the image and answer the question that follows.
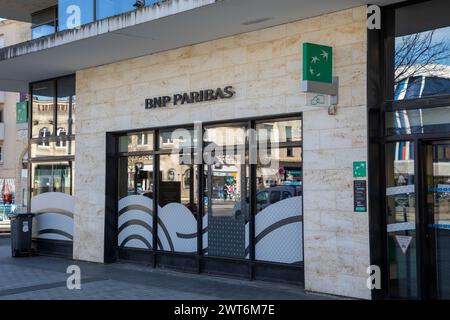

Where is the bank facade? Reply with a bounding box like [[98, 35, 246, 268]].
[[0, 0, 449, 300]]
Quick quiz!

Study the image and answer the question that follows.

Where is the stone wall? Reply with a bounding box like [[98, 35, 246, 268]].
[[75, 6, 370, 299]]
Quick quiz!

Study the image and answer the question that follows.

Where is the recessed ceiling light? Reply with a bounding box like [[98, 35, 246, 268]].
[[242, 17, 273, 26]]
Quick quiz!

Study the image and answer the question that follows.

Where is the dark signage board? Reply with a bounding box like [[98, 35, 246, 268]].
[[354, 180, 367, 212]]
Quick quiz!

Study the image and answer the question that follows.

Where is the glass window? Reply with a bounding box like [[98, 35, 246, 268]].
[[119, 132, 154, 153], [204, 124, 249, 259], [270, 191, 281, 204], [159, 128, 195, 150], [256, 191, 268, 204], [117, 155, 154, 250], [57, 77, 76, 136], [158, 154, 198, 253], [59, 0, 95, 31], [394, 0, 450, 100], [31, 77, 76, 141], [32, 23, 56, 39], [256, 119, 302, 145], [386, 106, 450, 135], [32, 162, 72, 196], [282, 191, 292, 200], [385, 142, 418, 298], [57, 128, 67, 147], [96, 0, 137, 20], [255, 145, 303, 264], [204, 124, 246, 147], [39, 127, 51, 147], [118, 155, 153, 199], [32, 81, 55, 139], [31, 7, 56, 39], [204, 155, 249, 259], [31, 140, 75, 158]]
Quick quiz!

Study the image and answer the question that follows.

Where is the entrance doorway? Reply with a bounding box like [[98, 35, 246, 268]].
[[385, 139, 450, 299], [423, 141, 450, 299]]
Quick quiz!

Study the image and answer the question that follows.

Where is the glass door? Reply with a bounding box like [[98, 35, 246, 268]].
[[424, 141, 450, 299], [385, 141, 418, 299]]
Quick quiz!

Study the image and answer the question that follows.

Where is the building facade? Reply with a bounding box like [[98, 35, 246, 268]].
[[0, 0, 449, 300], [0, 19, 30, 230]]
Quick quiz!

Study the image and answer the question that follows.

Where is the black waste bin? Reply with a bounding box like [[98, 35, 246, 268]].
[[10, 213, 35, 257]]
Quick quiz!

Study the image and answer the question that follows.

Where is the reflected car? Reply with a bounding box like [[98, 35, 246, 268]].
[[234, 186, 302, 221]]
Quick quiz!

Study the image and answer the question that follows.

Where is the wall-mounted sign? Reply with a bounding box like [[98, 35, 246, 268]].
[[16, 101, 28, 124], [303, 42, 333, 83], [305, 93, 331, 107], [145, 86, 235, 109], [354, 180, 367, 212], [301, 43, 338, 109], [353, 161, 367, 178]]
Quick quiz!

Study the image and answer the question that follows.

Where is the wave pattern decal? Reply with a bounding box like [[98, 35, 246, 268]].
[[117, 195, 303, 264], [31, 192, 75, 242], [254, 196, 303, 264], [118, 195, 154, 249]]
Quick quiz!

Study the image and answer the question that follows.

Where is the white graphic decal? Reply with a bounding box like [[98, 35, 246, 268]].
[[254, 196, 303, 264], [117, 195, 303, 264], [395, 235, 413, 254], [31, 192, 74, 241]]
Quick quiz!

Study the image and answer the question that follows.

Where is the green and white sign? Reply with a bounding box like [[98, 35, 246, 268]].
[[303, 43, 333, 83], [16, 101, 28, 124], [353, 161, 367, 178]]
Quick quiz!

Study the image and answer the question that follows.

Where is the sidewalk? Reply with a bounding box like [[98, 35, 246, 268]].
[[0, 237, 338, 300]]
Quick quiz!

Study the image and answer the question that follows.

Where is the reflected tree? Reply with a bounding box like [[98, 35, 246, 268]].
[[395, 30, 450, 86]]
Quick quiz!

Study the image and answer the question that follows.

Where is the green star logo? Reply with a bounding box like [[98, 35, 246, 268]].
[[303, 43, 333, 83]]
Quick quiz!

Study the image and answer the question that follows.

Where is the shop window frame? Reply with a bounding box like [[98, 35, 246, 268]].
[[106, 113, 303, 283], [28, 75, 76, 205], [369, 0, 450, 300]]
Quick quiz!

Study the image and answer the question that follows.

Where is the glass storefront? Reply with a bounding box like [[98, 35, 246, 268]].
[[30, 76, 76, 199], [115, 117, 303, 267], [377, 0, 450, 300]]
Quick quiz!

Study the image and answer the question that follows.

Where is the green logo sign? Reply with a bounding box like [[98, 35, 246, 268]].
[[303, 43, 333, 83], [16, 101, 28, 124], [353, 161, 367, 178]]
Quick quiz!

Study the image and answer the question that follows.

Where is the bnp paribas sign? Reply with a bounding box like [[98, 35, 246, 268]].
[[301, 43, 339, 111]]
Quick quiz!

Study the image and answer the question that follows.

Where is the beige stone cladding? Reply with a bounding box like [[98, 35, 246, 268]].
[[75, 6, 369, 298]]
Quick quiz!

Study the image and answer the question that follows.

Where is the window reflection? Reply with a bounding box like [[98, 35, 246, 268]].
[[386, 106, 450, 135], [32, 81, 54, 139], [118, 155, 153, 199], [385, 142, 418, 298], [32, 162, 72, 196], [119, 132, 153, 153], [395, 26, 450, 100], [256, 119, 302, 145]]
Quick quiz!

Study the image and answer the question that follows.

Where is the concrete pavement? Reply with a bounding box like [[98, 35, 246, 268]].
[[0, 237, 338, 300]]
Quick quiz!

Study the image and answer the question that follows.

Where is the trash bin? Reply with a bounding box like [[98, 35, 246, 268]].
[[10, 213, 34, 257]]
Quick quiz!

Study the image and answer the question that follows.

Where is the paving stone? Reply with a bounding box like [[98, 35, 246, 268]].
[[0, 237, 338, 300]]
